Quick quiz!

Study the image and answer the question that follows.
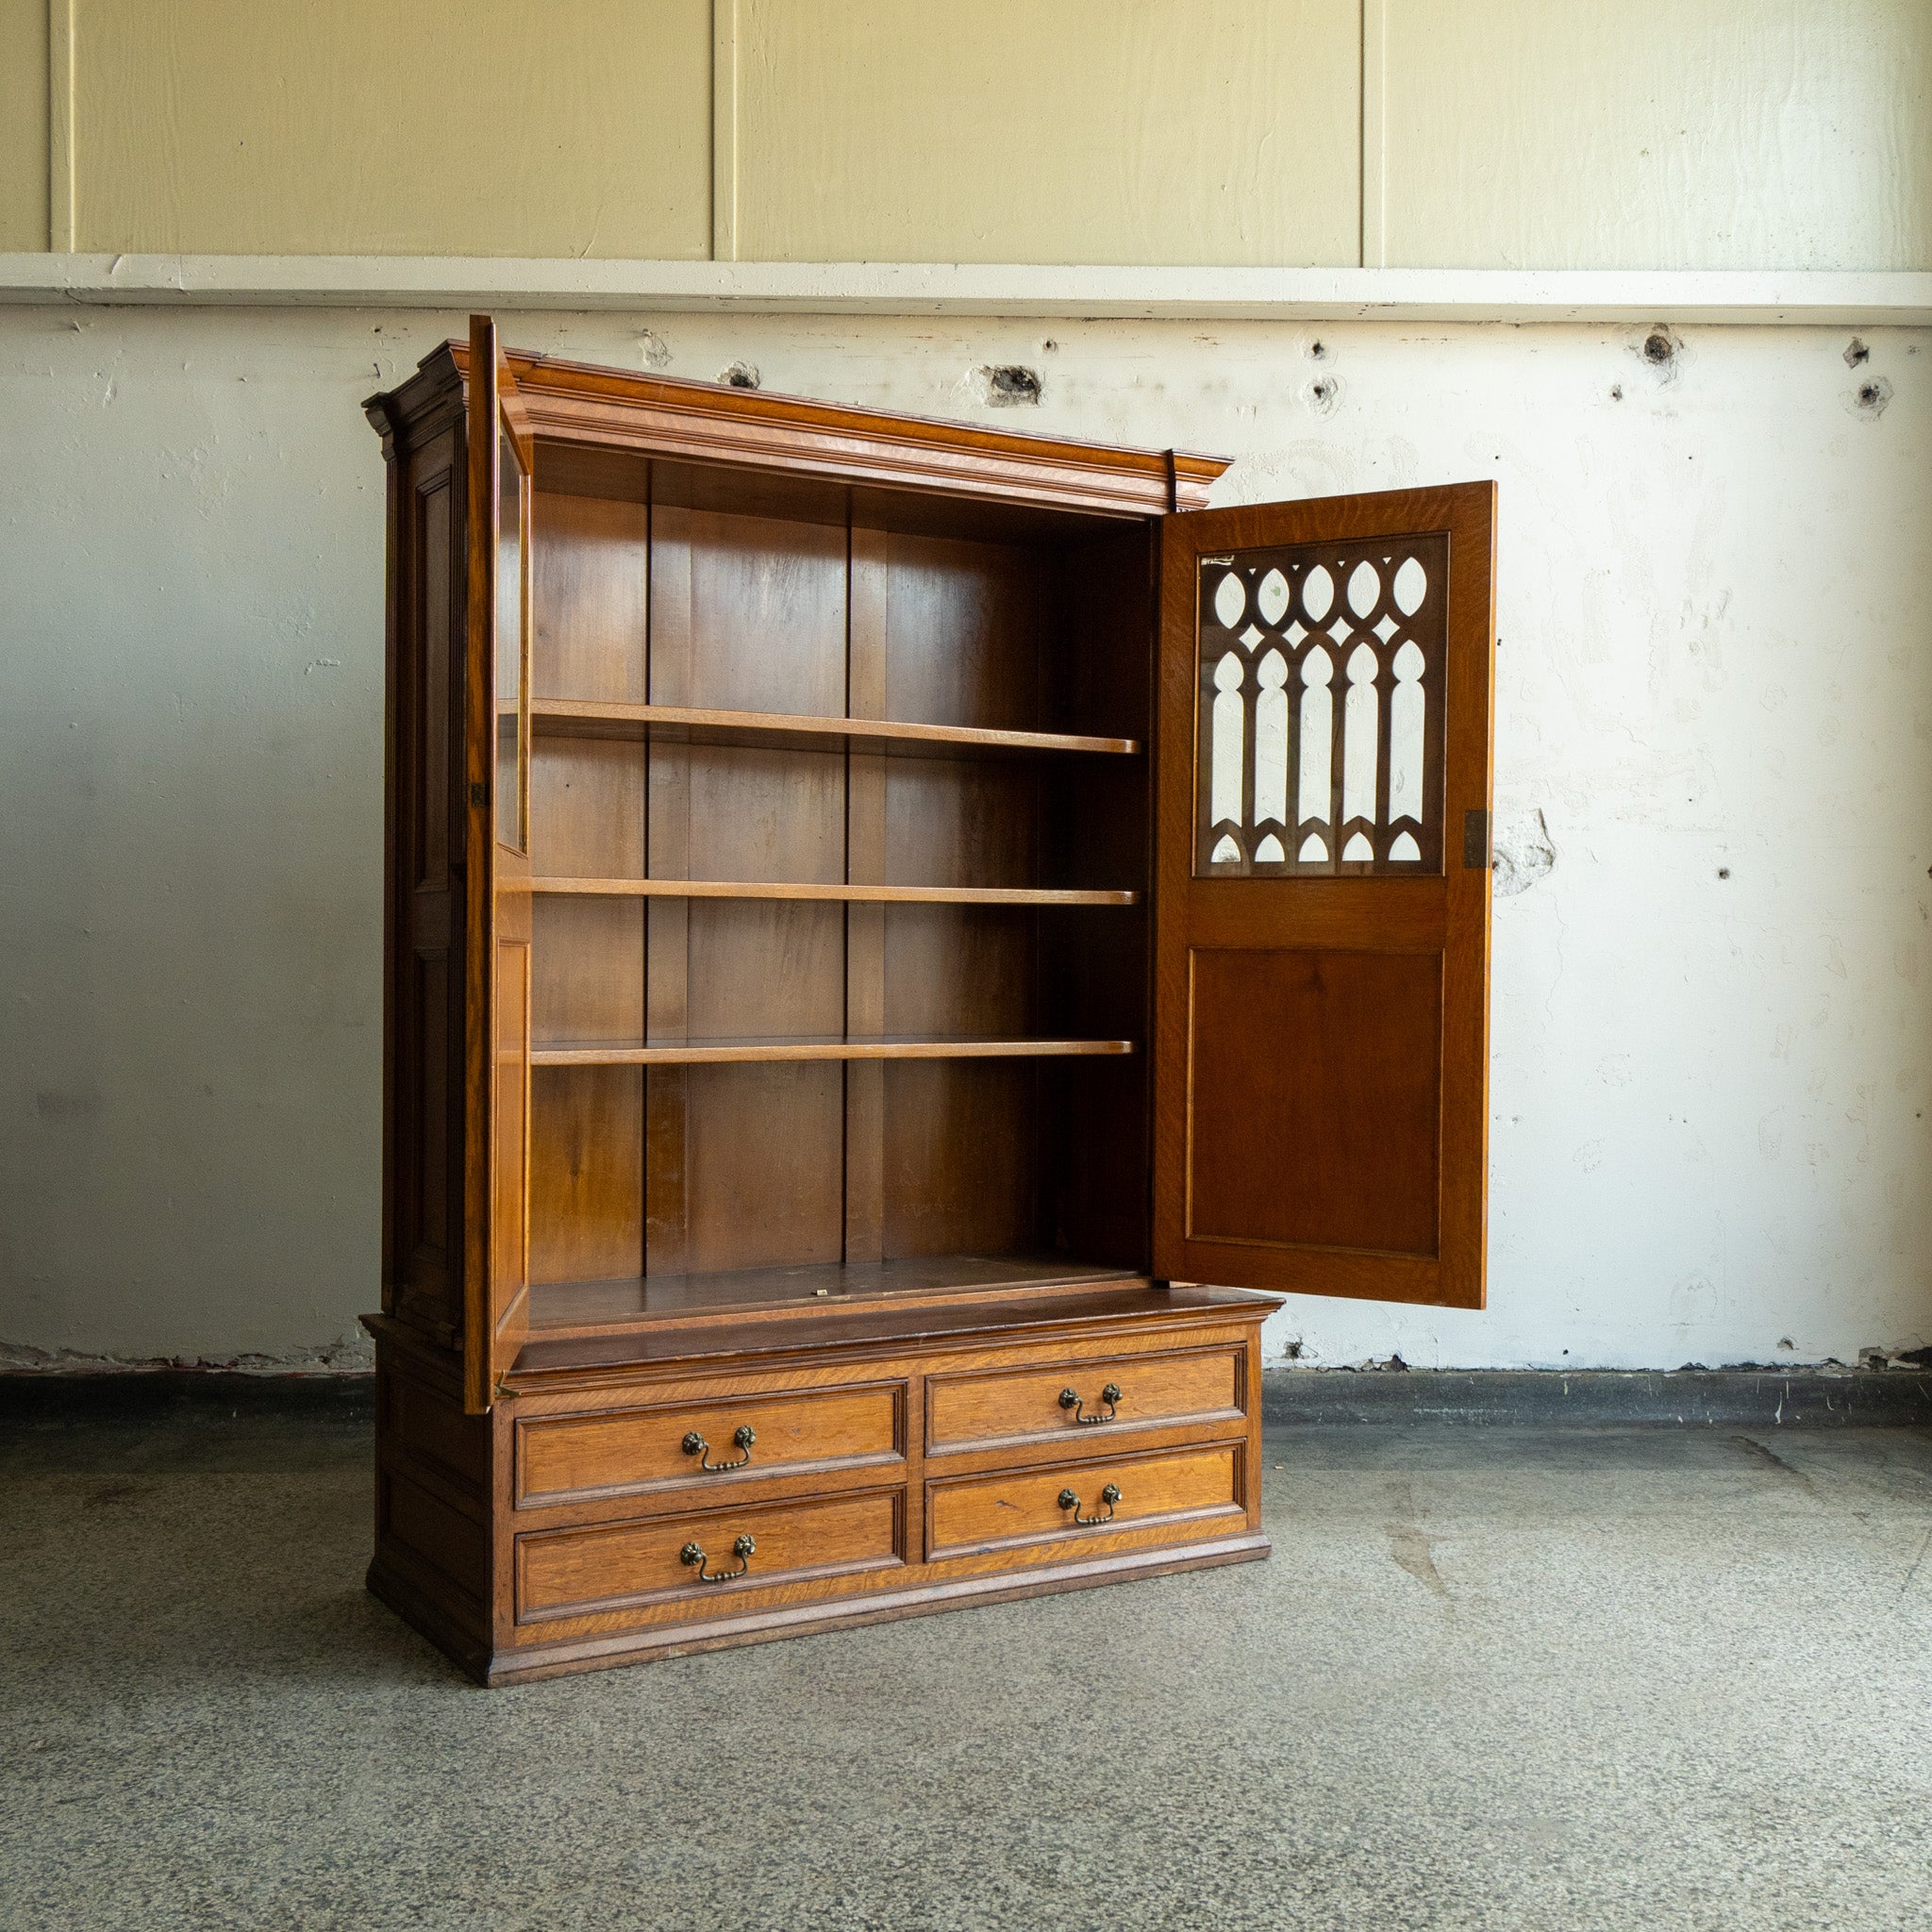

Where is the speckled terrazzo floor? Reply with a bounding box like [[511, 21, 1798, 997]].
[[2, 1415, 1930, 1932]]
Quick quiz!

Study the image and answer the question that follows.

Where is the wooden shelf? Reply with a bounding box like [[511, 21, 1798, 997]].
[[531, 1035, 1136, 1067], [530, 697, 1139, 759], [532, 877, 1139, 906], [522, 1253, 1151, 1339]]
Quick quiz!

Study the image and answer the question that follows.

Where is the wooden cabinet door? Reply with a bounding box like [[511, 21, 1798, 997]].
[[462, 316, 536, 1411], [1153, 485, 1496, 1308]]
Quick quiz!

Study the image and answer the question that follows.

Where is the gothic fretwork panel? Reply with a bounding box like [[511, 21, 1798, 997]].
[[1194, 535, 1448, 876]]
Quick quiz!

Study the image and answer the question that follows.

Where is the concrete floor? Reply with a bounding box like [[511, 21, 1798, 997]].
[[2, 1414, 1930, 1932]]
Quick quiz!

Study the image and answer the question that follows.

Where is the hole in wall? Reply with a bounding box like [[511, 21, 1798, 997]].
[[983, 365, 1042, 406], [1843, 338, 1870, 368], [718, 360, 760, 390], [1849, 376, 1893, 419]]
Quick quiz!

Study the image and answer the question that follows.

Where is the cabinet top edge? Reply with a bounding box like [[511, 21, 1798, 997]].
[[362, 337, 1231, 516]]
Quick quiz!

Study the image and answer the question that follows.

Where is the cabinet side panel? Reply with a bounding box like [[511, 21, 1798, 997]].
[[390, 431, 462, 1340], [371, 1346, 492, 1670], [1048, 526, 1155, 1266]]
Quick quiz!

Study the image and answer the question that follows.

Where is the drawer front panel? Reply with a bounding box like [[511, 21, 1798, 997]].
[[926, 1442, 1243, 1561], [515, 1382, 904, 1507], [925, 1346, 1242, 1454], [516, 1489, 904, 1624]]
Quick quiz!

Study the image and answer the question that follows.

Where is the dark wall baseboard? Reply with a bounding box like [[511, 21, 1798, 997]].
[[2, 1367, 1928, 1430], [1261, 1367, 1932, 1427], [0, 1371, 376, 1422]]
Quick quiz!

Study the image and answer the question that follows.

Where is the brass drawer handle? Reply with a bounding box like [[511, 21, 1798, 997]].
[[1058, 1482, 1122, 1526], [682, 1424, 756, 1472], [1058, 1382, 1121, 1425], [680, 1533, 756, 1583]]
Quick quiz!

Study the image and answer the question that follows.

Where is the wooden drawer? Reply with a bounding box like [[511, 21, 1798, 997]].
[[514, 1381, 905, 1508], [925, 1441, 1245, 1562], [924, 1344, 1243, 1456], [516, 1488, 905, 1624]]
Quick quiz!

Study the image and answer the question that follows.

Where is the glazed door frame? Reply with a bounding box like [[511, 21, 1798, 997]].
[[462, 316, 537, 1413], [1152, 484, 1496, 1309]]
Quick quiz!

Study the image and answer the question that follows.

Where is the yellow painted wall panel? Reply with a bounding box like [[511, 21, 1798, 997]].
[[1383, 0, 1932, 270], [0, 0, 49, 249], [73, 0, 712, 258], [735, 0, 1360, 267]]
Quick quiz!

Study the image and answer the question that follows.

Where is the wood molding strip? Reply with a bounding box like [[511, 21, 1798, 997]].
[[8, 256, 1932, 325]]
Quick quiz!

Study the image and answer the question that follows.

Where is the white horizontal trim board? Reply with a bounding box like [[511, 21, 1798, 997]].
[[3, 256, 1931, 325]]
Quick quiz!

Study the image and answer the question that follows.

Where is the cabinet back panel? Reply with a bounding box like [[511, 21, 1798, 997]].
[[531, 738, 647, 879], [883, 906, 1036, 1040], [883, 1058, 1042, 1259], [688, 901, 845, 1041], [533, 491, 648, 704], [651, 505, 847, 715], [531, 1065, 645, 1285], [680, 1061, 847, 1272], [682, 743, 846, 885], [876, 532, 1044, 731], [883, 759, 1039, 890], [532, 898, 643, 1046]]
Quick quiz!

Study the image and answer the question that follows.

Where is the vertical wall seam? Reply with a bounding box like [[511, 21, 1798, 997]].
[[1359, 0, 1387, 270], [711, 0, 738, 262], [47, 0, 75, 251]]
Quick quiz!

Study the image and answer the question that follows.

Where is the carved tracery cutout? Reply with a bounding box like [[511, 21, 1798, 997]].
[[1195, 534, 1448, 875]]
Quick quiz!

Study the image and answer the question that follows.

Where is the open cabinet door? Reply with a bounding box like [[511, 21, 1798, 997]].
[[1154, 484, 1496, 1308], [461, 317, 536, 1412]]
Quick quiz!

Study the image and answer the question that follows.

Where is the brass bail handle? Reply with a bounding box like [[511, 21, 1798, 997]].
[[680, 1533, 757, 1583], [1058, 1382, 1122, 1426], [682, 1423, 756, 1472], [1058, 1482, 1122, 1526]]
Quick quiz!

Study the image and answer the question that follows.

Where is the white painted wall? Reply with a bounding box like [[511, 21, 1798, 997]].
[[3, 306, 1926, 1371]]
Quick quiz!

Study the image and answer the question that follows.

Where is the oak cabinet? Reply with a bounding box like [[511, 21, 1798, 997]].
[[361, 320, 1496, 1684]]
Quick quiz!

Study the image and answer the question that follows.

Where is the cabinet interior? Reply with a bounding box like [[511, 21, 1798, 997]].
[[520, 444, 1157, 1334]]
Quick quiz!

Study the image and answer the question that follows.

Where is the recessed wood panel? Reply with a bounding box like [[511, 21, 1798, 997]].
[[491, 936, 532, 1322], [533, 490, 648, 704], [1188, 947, 1441, 1257], [883, 1058, 1039, 1258], [880, 531, 1044, 731], [411, 949, 451, 1263], [662, 506, 848, 716], [414, 477, 454, 886], [531, 898, 643, 1047], [529, 1065, 643, 1286], [515, 1381, 904, 1507], [381, 1469, 487, 1608], [883, 905, 1034, 1040], [884, 759, 1039, 890], [926, 1442, 1241, 1560], [530, 737, 645, 879], [516, 1489, 903, 1622], [685, 1062, 846, 1273]]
